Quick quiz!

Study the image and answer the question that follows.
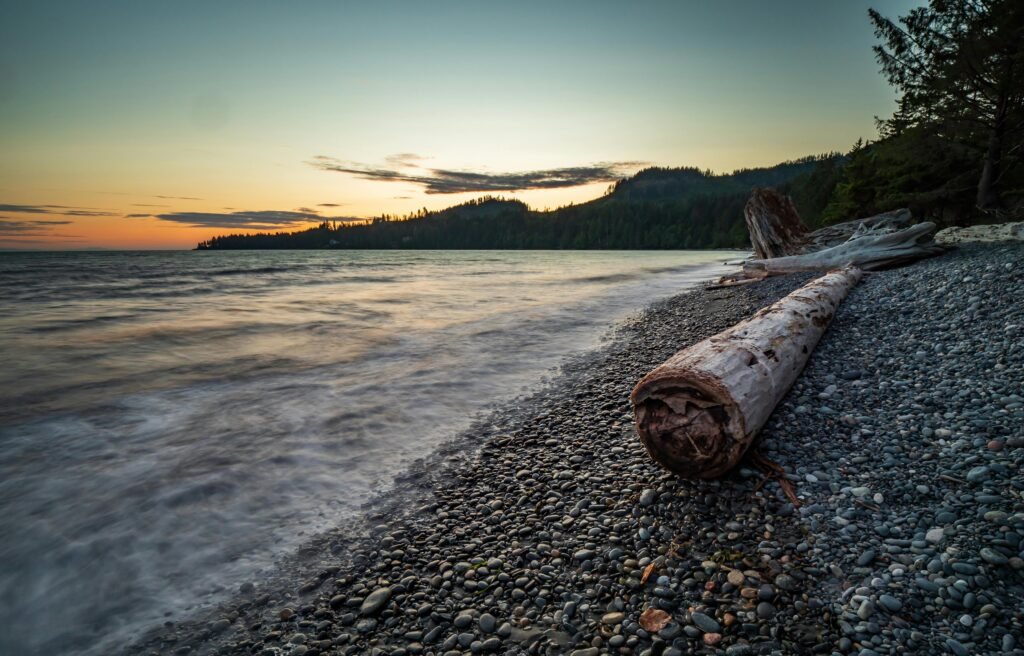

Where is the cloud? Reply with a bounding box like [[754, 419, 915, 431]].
[[0, 236, 87, 245], [154, 195, 203, 201], [317, 202, 344, 207], [0, 203, 117, 217], [125, 213, 153, 218], [0, 219, 74, 236], [385, 152, 428, 167], [310, 155, 644, 194], [148, 209, 364, 230]]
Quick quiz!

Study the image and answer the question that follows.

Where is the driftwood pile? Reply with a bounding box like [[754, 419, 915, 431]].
[[631, 188, 943, 479], [738, 188, 944, 278]]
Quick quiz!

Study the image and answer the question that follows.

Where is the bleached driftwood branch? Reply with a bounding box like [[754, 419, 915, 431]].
[[736, 189, 943, 277], [743, 221, 944, 275], [631, 268, 862, 478]]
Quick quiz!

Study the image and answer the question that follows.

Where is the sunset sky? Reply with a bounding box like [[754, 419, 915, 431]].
[[0, 0, 920, 250]]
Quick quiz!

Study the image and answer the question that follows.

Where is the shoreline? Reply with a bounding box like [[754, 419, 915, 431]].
[[129, 243, 1024, 656]]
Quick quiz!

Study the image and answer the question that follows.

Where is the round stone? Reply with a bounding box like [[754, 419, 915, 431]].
[[478, 613, 496, 634], [690, 611, 720, 633], [359, 587, 392, 616], [979, 547, 1008, 565]]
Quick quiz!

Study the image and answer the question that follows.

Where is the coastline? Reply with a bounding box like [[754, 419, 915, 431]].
[[129, 243, 1024, 656]]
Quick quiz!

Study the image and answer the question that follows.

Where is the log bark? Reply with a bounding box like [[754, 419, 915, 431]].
[[631, 268, 862, 478], [743, 221, 943, 275], [743, 188, 810, 259]]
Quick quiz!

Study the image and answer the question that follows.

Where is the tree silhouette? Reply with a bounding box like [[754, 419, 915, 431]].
[[870, 0, 1024, 209]]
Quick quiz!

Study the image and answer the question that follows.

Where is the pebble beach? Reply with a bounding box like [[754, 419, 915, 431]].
[[131, 242, 1024, 656]]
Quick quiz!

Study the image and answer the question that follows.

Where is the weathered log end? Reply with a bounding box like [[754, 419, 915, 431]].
[[743, 188, 810, 259], [632, 382, 746, 479]]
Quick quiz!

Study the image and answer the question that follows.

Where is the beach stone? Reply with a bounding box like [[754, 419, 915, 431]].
[[878, 594, 901, 612], [703, 632, 722, 646], [979, 548, 1008, 565], [360, 587, 392, 615], [690, 612, 720, 633], [966, 466, 990, 483], [639, 489, 657, 506], [478, 613, 496, 634]]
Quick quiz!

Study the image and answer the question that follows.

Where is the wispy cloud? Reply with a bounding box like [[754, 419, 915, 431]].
[[384, 153, 428, 167], [309, 154, 644, 194], [154, 195, 203, 201], [0, 236, 87, 245], [137, 209, 364, 230], [0, 203, 118, 217], [0, 219, 74, 236]]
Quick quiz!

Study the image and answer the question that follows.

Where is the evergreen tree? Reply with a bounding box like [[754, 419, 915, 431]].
[[869, 0, 1024, 210]]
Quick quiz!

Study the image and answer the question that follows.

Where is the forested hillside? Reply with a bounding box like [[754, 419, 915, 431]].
[[196, 156, 842, 250]]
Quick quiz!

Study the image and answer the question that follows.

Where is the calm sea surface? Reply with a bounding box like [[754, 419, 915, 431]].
[[0, 250, 734, 654]]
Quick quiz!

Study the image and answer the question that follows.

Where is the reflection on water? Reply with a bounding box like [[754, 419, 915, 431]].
[[0, 250, 734, 655]]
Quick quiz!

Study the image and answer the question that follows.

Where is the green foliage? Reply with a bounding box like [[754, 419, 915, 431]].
[[821, 129, 980, 225], [778, 153, 846, 228], [861, 0, 1024, 214]]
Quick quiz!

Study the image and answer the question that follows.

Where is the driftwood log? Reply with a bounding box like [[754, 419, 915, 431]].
[[737, 189, 943, 277], [631, 268, 862, 478]]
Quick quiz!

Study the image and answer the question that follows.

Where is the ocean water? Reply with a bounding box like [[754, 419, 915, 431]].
[[0, 250, 735, 655]]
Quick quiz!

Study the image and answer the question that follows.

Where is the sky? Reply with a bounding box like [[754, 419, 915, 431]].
[[0, 0, 922, 250]]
